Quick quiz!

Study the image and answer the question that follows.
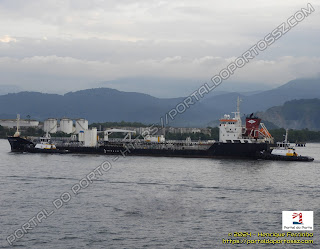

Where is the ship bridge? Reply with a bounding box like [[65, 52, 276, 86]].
[[218, 97, 274, 144], [219, 114, 243, 143]]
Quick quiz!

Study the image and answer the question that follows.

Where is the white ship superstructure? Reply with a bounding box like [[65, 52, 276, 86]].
[[219, 98, 273, 144]]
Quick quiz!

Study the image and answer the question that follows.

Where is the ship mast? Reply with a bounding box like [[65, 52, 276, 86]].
[[237, 96, 240, 113], [232, 96, 242, 125], [284, 128, 288, 143], [14, 114, 20, 137]]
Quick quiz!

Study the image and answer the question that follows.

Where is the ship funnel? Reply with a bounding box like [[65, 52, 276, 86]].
[[245, 115, 261, 138]]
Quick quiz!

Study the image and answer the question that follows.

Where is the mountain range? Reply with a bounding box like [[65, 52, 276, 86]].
[[0, 77, 319, 128]]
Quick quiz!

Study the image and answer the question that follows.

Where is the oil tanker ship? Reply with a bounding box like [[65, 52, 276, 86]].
[[7, 101, 314, 161]]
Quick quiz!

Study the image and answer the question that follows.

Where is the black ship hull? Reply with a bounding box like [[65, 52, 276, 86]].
[[7, 136, 273, 159], [7, 136, 35, 152]]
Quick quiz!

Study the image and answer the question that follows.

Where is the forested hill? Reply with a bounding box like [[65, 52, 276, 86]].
[[257, 98, 320, 130]]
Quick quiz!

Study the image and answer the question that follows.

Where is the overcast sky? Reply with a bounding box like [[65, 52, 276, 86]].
[[0, 0, 319, 97]]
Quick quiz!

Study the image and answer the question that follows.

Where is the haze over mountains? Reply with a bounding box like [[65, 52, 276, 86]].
[[0, 77, 319, 129], [0, 85, 22, 95], [98, 77, 273, 98]]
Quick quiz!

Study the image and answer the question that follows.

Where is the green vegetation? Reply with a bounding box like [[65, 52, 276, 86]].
[[22, 127, 44, 137], [0, 125, 14, 138], [281, 99, 320, 122], [0, 125, 44, 138], [269, 128, 320, 143], [50, 131, 72, 137]]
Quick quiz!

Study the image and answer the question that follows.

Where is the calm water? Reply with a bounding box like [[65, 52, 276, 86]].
[[0, 139, 319, 248]]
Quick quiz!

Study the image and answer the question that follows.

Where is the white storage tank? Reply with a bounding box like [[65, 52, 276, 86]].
[[84, 128, 97, 147], [44, 118, 57, 133], [60, 118, 73, 134], [75, 118, 88, 133]]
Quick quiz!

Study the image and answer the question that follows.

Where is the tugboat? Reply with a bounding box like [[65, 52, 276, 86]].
[[260, 129, 314, 161], [34, 133, 56, 150], [28, 133, 64, 153], [271, 129, 297, 156]]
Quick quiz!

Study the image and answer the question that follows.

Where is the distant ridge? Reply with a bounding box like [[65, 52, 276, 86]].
[[201, 77, 320, 116], [0, 77, 319, 127]]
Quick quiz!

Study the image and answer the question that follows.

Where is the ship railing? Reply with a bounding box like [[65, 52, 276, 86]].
[[107, 138, 145, 143], [101, 139, 213, 150], [118, 143, 211, 150], [55, 142, 84, 147], [28, 136, 74, 143]]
